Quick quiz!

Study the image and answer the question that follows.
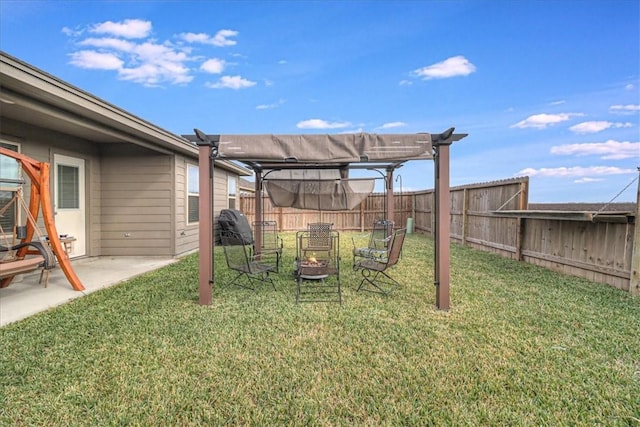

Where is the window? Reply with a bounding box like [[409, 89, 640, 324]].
[[228, 175, 237, 210], [57, 164, 80, 209], [0, 142, 20, 234], [187, 164, 199, 224], [1, 142, 20, 183]]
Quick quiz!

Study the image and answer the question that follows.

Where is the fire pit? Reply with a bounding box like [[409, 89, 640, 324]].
[[297, 259, 329, 279]]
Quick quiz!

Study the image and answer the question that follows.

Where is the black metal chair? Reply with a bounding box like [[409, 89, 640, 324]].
[[220, 229, 277, 290], [352, 219, 394, 266], [353, 228, 406, 295], [295, 229, 341, 304], [252, 220, 283, 272], [303, 222, 333, 260]]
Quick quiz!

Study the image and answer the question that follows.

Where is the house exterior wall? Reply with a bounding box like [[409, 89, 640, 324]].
[[2, 119, 243, 259], [99, 144, 174, 256], [174, 155, 199, 255], [214, 166, 232, 216], [1, 117, 102, 255]]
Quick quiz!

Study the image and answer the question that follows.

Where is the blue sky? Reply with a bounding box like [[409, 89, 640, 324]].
[[1, 0, 638, 203]]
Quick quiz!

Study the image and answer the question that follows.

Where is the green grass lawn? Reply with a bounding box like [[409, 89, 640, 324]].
[[1, 232, 639, 426]]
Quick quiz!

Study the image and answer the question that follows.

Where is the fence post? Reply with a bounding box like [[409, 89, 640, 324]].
[[411, 192, 416, 232], [462, 188, 469, 245], [515, 180, 528, 261], [630, 173, 640, 296]]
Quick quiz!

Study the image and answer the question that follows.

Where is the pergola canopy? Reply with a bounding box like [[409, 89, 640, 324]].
[[263, 169, 376, 210], [184, 132, 441, 163], [183, 129, 466, 211]]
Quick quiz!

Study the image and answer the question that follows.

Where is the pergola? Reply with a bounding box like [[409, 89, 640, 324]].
[[185, 128, 467, 310]]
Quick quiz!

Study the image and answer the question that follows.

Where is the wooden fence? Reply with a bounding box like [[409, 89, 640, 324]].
[[240, 177, 638, 293]]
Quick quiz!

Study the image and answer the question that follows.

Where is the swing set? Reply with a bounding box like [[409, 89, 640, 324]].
[[0, 148, 85, 291]]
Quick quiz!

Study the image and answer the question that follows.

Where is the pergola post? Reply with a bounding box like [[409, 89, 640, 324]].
[[433, 136, 453, 311], [386, 167, 395, 225], [254, 170, 263, 258], [195, 136, 216, 306]]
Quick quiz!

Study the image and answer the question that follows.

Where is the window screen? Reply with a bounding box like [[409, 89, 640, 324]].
[[57, 164, 79, 209], [187, 164, 199, 223]]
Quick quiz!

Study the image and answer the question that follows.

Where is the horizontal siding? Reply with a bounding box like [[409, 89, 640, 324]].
[[101, 222, 172, 232], [101, 182, 170, 191], [100, 146, 173, 256], [101, 206, 171, 215], [101, 197, 171, 208]]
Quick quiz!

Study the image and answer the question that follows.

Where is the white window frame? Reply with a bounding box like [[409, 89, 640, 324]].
[[228, 175, 237, 210], [0, 140, 21, 238], [186, 163, 199, 225]]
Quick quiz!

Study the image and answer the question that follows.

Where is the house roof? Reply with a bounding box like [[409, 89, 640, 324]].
[[0, 51, 250, 176]]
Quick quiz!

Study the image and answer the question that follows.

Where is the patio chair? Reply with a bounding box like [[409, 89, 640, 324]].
[[220, 229, 277, 290], [353, 228, 406, 295], [303, 222, 333, 260], [352, 219, 394, 266], [295, 229, 341, 304], [252, 220, 283, 272]]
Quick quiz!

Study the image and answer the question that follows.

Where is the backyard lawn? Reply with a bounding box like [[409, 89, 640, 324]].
[[1, 232, 638, 425]]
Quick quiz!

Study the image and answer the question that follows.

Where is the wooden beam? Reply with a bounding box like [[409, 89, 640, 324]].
[[39, 162, 85, 291], [197, 143, 213, 305], [434, 142, 451, 311], [0, 148, 85, 291]]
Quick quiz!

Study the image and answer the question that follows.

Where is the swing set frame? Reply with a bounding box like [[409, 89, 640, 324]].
[[0, 147, 85, 291]]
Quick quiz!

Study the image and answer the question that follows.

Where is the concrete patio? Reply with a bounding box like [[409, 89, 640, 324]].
[[0, 256, 178, 327]]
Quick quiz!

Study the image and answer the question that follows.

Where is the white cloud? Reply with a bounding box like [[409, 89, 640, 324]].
[[569, 121, 633, 134], [516, 166, 635, 178], [110, 42, 193, 86], [625, 84, 635, 91], [79, 37, 135, 52], [609, 104, 640, 114], [212, 29, 238, 46], [549, 100, 566, 106], [206, 75, 256, 89], [551, 140, 640, 160], [379, 122, 407, 129], [200, 58, 226, 74], [412, 56, 476, 80], [296, 119, 352, 129], [62, 26, 83, 37], [179, 29, 238, 47], [399, 79, 412, 86], [69, 50, 123, 70], [119, 62, 193, 86], [574, 177, 604, 184], [179, 32, 210, 43], [511, 113, 583, 129], [90, 19, 152, 39], [67, 21, 213, 86], [256, 99, 285, 110]]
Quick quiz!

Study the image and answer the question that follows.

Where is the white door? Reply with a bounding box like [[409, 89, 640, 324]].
[[54, 154, 86, 257]]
